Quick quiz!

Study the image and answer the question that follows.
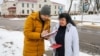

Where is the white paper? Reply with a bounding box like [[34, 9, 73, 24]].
[[42, 30, 57, 37]]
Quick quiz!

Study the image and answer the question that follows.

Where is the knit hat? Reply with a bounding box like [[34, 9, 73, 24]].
[[40, 5, 51, 16]]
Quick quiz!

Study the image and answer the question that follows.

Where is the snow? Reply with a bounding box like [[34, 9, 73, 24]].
[[9, 18, 25, 20], [0, 28, 99, 56], [51, 14, 100, 23], [9, 14, 100, 23], [0, 29, 24, 56], [77, 22, 100, 26], [80, 52, 95, 56], [71, 14, 100, 23], [8, 15, 100, 27], [51, 19, 100, 27], [51, 20, 59, 23], [51, 14, 100, 27]]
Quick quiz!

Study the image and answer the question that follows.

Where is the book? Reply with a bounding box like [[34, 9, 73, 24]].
[[50, 44, 62, 49], [42, 30, 58, 37]]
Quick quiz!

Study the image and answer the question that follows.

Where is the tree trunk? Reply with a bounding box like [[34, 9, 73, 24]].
[[68, 0, 73, 13]]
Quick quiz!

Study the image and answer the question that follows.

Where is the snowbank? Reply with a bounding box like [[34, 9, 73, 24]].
[[71, 14, 100, 23], [77, 22, 100, 27], [51, 20, 59, 23], [0, 28, 24, 56], [9, 14, 100, 23], [0, 28, 99, 56], [9, 18, 25, 20]]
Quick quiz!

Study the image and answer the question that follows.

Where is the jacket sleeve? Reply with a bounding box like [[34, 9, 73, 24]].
[[24, 14, 41, 39], [43, 20, 50, 40], [47, 20, 50, 33], [72, 27, 79, 56]]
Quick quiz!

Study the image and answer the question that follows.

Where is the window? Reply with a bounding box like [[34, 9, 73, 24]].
[[58, 11, 59, 14], [27, 10, 29, 14], [13, 4, 16, 6], [22, 10, 24, 14], [44, 0, 46, 2], [22, 3, 24, 7], [32, 4, 34, 8], [58, 6, 60, 9], [39, 4, 41, 8], [55, 6, 56, 9], [27, 3, 29, 8], [55, 11, 56, 14]]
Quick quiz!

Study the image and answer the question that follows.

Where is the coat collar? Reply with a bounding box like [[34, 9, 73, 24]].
[[31, 12, 50, 21], [55, 23, 72, 32], [67, 23, 72, 31]]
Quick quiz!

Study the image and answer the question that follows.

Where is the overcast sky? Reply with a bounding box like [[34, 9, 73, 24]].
[[0, 0, 3, 4]]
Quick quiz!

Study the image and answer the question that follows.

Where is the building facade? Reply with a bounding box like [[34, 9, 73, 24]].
[[1, 0, 65, 17]]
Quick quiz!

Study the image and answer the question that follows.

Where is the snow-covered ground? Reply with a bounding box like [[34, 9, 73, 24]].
[[9, 14, 100, 23], [9, 14, 100, 27], [0, 28, 24, 56], [51, 14, 100, 23], [71, 14, 100, 23], [51, 19, 100, 27], [0, 28, 99, 56], [9, 18, 25, 20]]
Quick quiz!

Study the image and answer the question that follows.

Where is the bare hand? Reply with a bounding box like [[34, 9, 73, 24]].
[[41, 30, 49, 37]]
